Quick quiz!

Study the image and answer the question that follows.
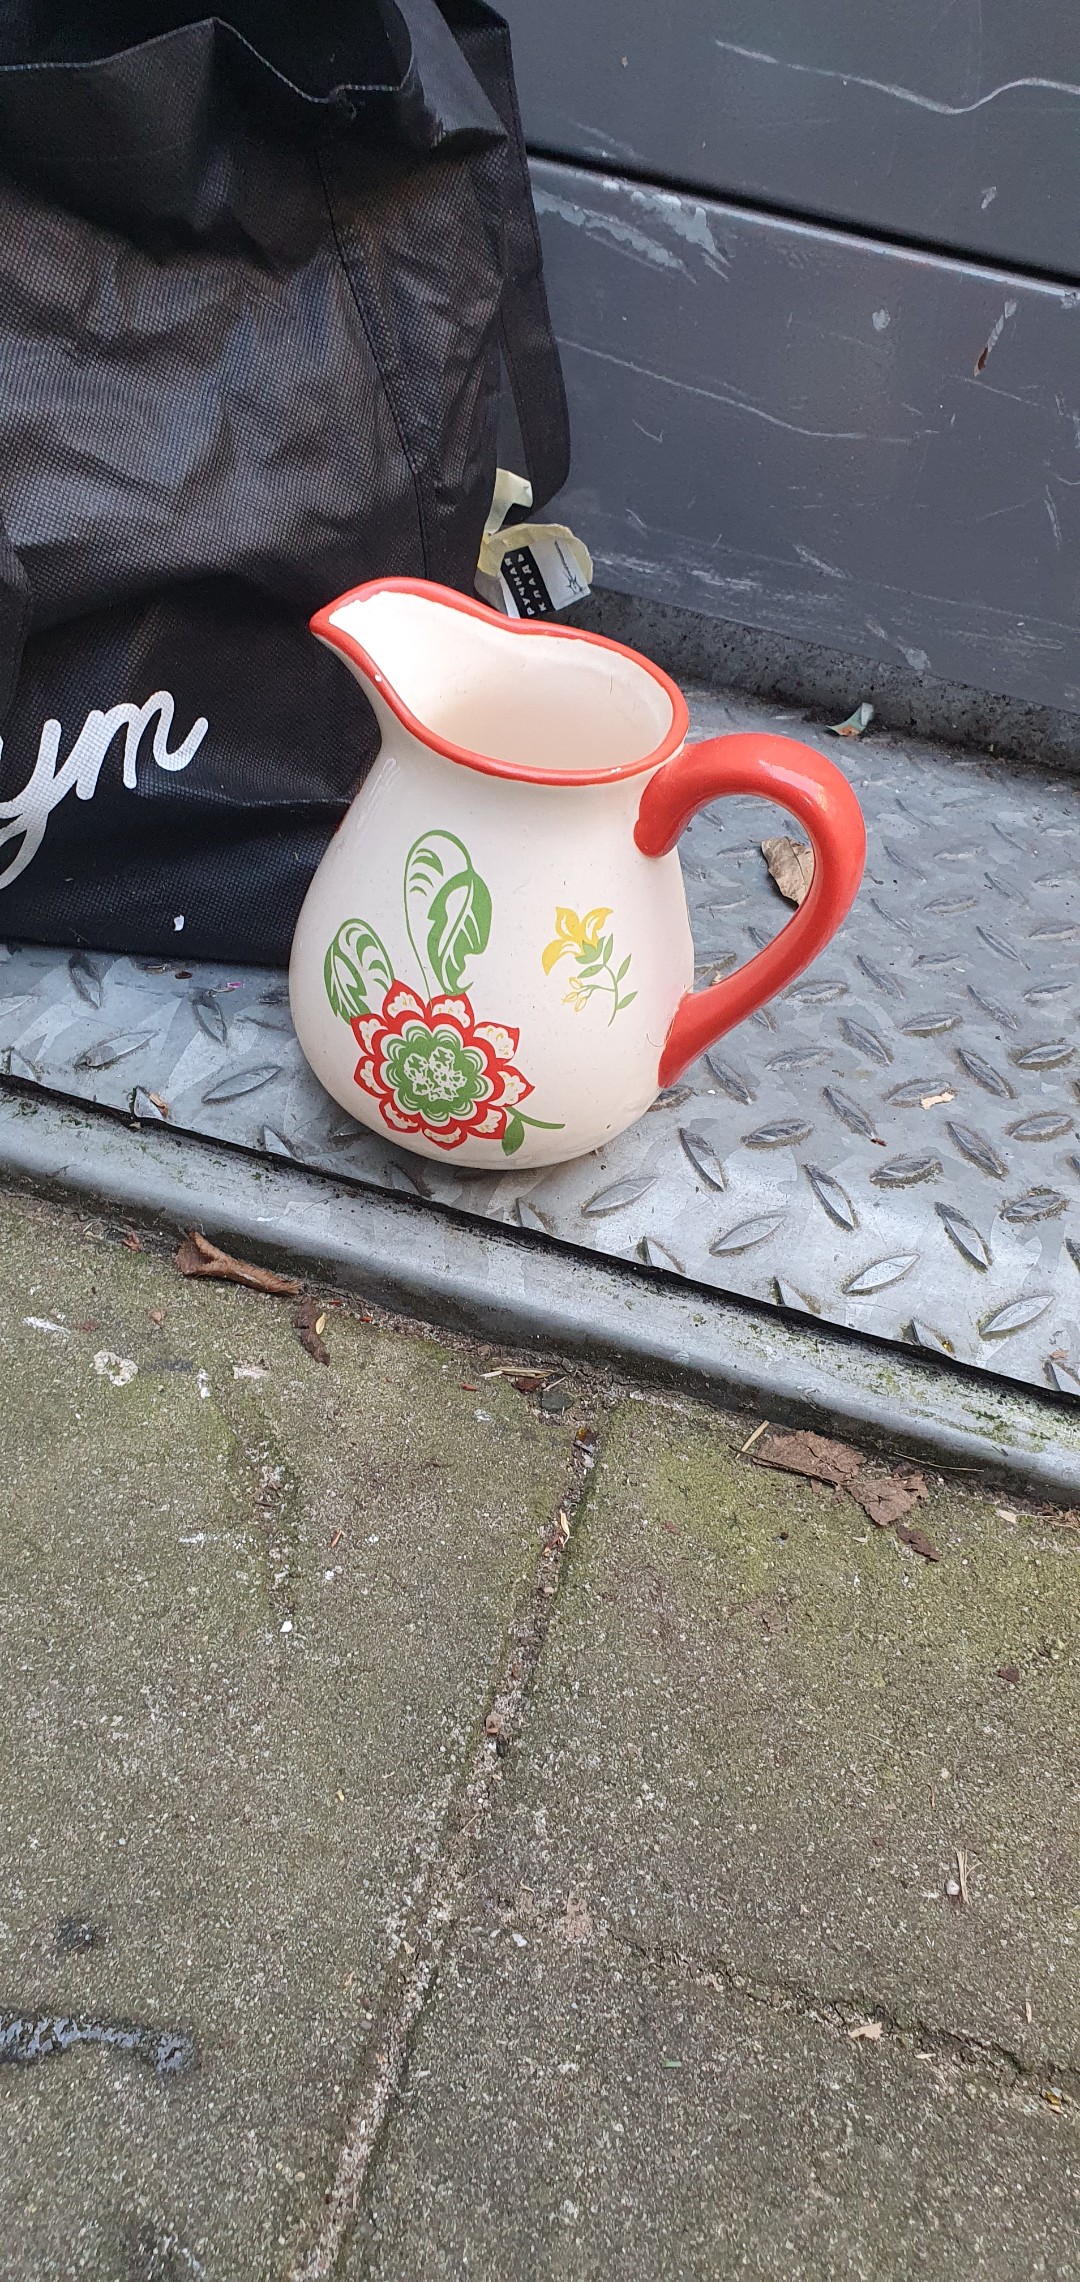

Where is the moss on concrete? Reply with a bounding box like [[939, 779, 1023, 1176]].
[[2, 1184, 1077, 2279], [361, 1396, 1080, 2278], [0, 1190, 575, 2279], [475, 1394, 1080, 2071]]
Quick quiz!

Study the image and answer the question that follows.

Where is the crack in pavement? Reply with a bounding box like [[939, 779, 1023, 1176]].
[[288, 1418, 598, 2282], [616, 1933, 1080, 2111]]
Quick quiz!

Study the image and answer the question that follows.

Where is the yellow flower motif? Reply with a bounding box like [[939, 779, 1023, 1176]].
[[541, 906, 612, 974], [562, 976, 589, 1012]]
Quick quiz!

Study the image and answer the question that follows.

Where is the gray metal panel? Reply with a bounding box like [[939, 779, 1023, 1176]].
[[2, 687, 1079, 1403], [502, 0, 1080, 279], [531, 160, 1080, 712]]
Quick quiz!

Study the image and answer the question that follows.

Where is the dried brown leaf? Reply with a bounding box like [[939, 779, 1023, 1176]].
[[174, 1229, 299, 1296], [856, 1478, 918, 1529], [855, 1469, 928, 1530], [896, 1522, 941, 1562], [293, 1295, 330, 1362], [761, 835, 814, 907], [754, 1429, 864, 1489], [995, 1663, 1020, 1685]]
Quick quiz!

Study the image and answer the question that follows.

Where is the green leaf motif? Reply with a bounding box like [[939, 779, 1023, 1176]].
[[501, 1112, 526, 1156], [404, 830, 491, 994], [324, 918, 394, 1021], [427, 868, 493, 994]]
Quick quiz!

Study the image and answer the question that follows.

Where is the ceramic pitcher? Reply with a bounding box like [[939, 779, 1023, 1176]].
[[289, 579, 866, 1167]]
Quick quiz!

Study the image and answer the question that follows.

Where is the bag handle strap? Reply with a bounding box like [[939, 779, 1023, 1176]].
[[440, 2, 571, 509], [0, 524, 30, 728]]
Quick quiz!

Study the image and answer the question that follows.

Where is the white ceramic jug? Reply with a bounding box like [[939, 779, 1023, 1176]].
[[289, 579, 865, 1167]]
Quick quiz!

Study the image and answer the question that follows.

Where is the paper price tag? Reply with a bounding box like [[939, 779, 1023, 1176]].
[[476, 519, 593, 618]]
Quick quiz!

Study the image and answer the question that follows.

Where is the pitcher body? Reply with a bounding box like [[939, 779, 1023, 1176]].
[[292, 738, 693, 1166], [289, 581, 866, 1170]]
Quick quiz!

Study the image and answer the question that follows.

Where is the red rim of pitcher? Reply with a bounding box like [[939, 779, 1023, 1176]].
[[310, 577, 690, 786]]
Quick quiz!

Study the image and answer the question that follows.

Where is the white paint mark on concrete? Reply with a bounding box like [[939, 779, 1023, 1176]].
[[872, 309, 891, 331], [93, 1350, 138, 1387]]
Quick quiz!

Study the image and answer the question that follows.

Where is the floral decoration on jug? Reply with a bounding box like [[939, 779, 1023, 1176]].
[[541, 906, 636, 1023], [323, 829, 564, 1155]]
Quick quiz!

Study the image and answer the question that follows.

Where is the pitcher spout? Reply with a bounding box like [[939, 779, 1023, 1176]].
[[310, 577, 687, 785]]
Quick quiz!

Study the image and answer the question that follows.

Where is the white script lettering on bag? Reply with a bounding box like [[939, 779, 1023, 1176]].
[[0, 692, 209, 891]]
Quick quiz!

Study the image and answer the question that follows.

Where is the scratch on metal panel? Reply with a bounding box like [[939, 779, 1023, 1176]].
[[974, 300, 1018, 374], [712, 41, 1080, 118], [558, 337, 917, 446], [793, 545, 847, 580]]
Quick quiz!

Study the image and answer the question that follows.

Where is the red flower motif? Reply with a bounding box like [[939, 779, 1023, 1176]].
[[351, 983, 533, 1151]]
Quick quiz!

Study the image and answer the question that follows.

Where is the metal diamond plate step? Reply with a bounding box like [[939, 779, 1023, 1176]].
[[2, 687, 1078, 1399]]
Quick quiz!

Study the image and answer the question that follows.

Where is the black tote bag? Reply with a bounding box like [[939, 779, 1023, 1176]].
[[0, 0, 569, 961]]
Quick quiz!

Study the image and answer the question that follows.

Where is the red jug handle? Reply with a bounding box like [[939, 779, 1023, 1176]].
[[635, 734, 866, 1088]]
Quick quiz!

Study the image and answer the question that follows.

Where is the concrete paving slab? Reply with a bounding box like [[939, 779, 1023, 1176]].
[[359, 1397, 1080, 2278], [0, 1190, 574, 2279], [461, 1400, 1080, 2067], [364, 1940, 1078, 2281]]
